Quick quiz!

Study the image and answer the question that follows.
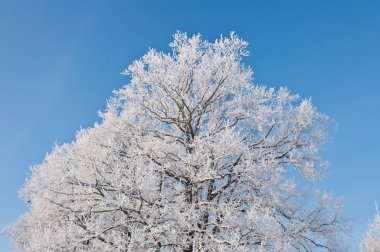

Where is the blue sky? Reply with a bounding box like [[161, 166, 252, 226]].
[[0, 0, 379, 250]]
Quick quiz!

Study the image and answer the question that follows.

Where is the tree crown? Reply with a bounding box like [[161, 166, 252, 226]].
[[8, 32, 346, 252]]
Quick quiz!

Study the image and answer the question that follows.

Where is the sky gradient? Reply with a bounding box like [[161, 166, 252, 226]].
[[1, 1, 379, 250]]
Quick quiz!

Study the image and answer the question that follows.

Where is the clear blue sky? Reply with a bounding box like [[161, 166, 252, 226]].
[[0, 0, 379, 250]]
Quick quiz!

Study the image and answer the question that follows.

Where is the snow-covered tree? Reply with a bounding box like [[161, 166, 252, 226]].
[[8, 32, 346, 251], [360, 206, 380, 252]]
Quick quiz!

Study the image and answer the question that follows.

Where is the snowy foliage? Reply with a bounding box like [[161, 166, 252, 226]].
[[360, 206, 380, 252], [8, 32, 346, 251]]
